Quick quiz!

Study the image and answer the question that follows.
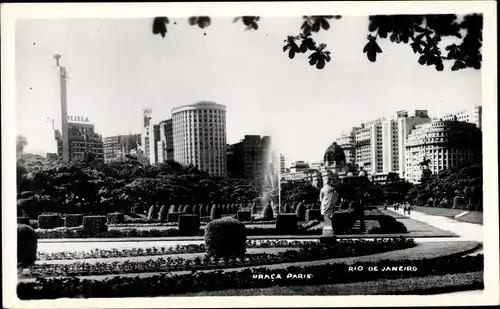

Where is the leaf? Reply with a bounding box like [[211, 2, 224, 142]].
[[324, 51, 331, 62], [152, 17, 168, 38], [312, 20, 321, 32], [233, 17, 241, 23], [188, 17, 197, 26], [320, 19, 330, 30], [414, 25, 426, 32], [418, 55, 427, 65], [318, 43, 327, 50], [288, 49, 295, 59], [435, 62, 444, 71], [283, 45, 289, 52], [251, 21, 259, 30], [197, 17, 211, 29], [451, 61, 459, 71], [374, 41, 382, 53], [316, 58, 326, 69]]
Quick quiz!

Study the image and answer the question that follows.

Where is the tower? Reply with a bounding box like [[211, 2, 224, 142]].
[[54, 54, 69, 163]]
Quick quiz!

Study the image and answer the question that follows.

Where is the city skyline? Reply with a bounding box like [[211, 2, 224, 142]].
[[16, 17, 481, 164]]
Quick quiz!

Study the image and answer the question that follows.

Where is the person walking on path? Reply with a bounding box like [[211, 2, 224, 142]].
[[403, 203, 407, 215], [407, 203, 412, 215]]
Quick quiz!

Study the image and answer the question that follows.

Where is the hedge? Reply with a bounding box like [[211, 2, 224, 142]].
[[17, 253, 483, 299], [296, 202, 306, 221], [65, 214, 84, 227], [178, 214, 200, 236], [210, 205, 221, 220], [166, 212, 182, 223], [168, 205, 177, 213], [17, 217, 30, 225], [305, 209, 321, 222], [38, 214, 59, 229], [237, 210, 252, 222], [199, 204, 208, 217], [262, 203, 274, 220], [183, 205, 193, 214], [158, 206, 168, 221], [332, 210, 356, 234], [147, 205, 158, 220], [276, 214, 297, 234], [204, 217, 247, 257], [57, 217, 66, 227], [106, 212, 125, 224], [82, 216, 108, 235], [251, 201, 259, 214], [17, 224, 37, 269]]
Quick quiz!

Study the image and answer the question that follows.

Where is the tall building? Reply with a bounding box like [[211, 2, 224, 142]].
[[55, 118, 104, 162], [405, 120, 482, 183], [227, 135, 272, 182], [335, 128, 358, 165], [103, 134, 141, 162], [157, 119, 174, 162], [396, 110, 431, 178], [280, 154, 286, 174], [381, 117, 399, 173], [436, 105, 482, 129], [172, 101, 227, 176], [140, 109, 161, 165]]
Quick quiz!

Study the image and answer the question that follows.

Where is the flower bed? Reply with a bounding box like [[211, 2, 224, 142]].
[[29, 238, 416, 277], [37, 240, 310, 261], [18, 254, 483, 299]]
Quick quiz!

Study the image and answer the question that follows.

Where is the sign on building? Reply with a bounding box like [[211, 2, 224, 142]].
[[67, 115, 90, 123]]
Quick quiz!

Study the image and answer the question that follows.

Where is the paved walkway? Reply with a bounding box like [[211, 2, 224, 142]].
[[385, 207, 483, 242]]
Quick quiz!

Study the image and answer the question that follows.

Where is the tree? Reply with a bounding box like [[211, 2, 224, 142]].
[[151, 14, 482, 71]]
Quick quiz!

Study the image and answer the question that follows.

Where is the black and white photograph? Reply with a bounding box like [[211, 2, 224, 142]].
[[2, 2, 498, 308]]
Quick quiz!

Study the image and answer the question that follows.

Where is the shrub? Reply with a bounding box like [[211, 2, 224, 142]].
[[262, 203, 274, 220], [178, 214, 200, 236], [38, 214, 59, 229], [29, 219, 39, 229], [147, 205, 158, 220], [167, 212, 182, 223], [204, 217, 247, 257], [282, 203, 290, 213], [168, 205, 177, 213], [192, 204, 201, 215], [208, 204, 214, 214], [199, 205, 208, 217], [251, 200, 259, 214], [82, 216, 108, 235], [439, 200, 451, 208], [210, 205, 221, 220], [332, 210, 356, 234], [107, 212, 125, 224], [237, 210, 251, 222], [158, 206, 168, 221], [17, 224, 37, 269], [302, 219, 320, 230], [296, 202, 306, 221], [232, 204, 238, 213], [183, 205, 193, 214], [65, 214, 84, 227], [305, 209, 321, 222], [453, 196, 464, 209], [17, 217, 30, 225], [131, 206, 137, 213], [17, 197, 38, 218], [276, 214, 297, 234], [370, 216, 408, 234]]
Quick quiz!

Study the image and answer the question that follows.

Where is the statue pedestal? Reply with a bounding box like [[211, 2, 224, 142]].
[[320, 214, 336, 245]]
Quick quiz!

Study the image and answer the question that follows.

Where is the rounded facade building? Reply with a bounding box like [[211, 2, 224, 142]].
[[405, 120, 482, 183], [172, 101, 227, 176]]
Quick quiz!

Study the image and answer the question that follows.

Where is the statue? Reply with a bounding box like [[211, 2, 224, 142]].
[[320, 170, 340, 237]]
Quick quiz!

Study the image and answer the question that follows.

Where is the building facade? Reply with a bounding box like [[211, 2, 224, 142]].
[[55, 121, 104, 162], [103, 134, 141, 162], [335, 128, 357, 165], [227, 135, 271, 182], [436, 105, 482, 129], [172, 101, 227, 176], [157, 119, 174, 163], [405, 120, 482, 183]]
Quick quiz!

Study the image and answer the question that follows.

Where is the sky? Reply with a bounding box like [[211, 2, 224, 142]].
[[16, 16, 481, 165]]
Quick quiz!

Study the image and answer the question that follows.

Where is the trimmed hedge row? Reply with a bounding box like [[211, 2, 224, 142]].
[[17, 224, 37, 269], [17, 254, 483, 299], [205, 217, 247, 257]]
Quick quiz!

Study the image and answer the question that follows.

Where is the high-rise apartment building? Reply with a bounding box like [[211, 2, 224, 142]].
[[227, 135, 272, 182], [405, 120, 482, 183], [396, 110, 431, 178], [172, 101, 227, 176], [157, 119, 174, 162], [280, 154, 286, 174], [103, 134, 141, 162], [140, 109, 161, 165], [55, 119, 104, 162], [335, 128, 358, 165]]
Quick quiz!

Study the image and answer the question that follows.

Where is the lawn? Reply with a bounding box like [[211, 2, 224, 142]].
[[179, 271, 483, 296], [410, 206, 483, 225]]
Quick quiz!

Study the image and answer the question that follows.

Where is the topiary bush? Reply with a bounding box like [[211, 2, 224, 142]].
[[453, 196, 464, 209], [251, 200, 259, 214], [204, 217, 247, 257], [296, 202, 306, 221], [210, 204, 221, 220], [65, 214, 84, 227], [276, 214, 297, 234], [17, 224, 37, 269], [183, 205, 193, 214], [82, 216, 108, 235], [166, 212, 182, 223], [158, 206, 168, 221], [17, 217, 30, 225], [178, 214, 200, 236], [305, 209, 321, 222], [439, 200, 451, 208], [168, 205, 177, 213], [332, 210, 357, 235], [57, 217, 66, 227], [262, 203, 274, 220], [107, 212, 125, 224], [282, 203, 290, 213], [192, 204, 201, 215], [237, 210, 251, 222], [199, 205, 208, 217], [38, 214, 59, 229], [147, 205, 158, 220]]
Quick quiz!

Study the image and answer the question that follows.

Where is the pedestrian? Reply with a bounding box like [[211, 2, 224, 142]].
[[407, 203, 412, 215], [403, 203, 407, 215]]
